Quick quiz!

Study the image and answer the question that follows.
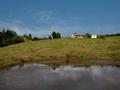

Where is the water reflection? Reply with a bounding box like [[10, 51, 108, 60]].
[[0, 64, 120, 90]]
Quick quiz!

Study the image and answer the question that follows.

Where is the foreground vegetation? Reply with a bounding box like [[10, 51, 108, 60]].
[[0, 36, 120, 68]]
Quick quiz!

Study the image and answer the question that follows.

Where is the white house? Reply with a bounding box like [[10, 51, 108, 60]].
[[71, 33, 97, 39], [91, 34, 97, 38], [71, 33, 84, 38]]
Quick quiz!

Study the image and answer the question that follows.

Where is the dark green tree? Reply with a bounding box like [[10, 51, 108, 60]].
[[48, 35, 52, 39], [51, 32, 61, 39], [56, 32, 61, 38], [0, 29, 24, 47], [52, 32, 57, 39], [85, 33, 91, 38], [6, 29, 17, 38], [29, 34, 32, 40]]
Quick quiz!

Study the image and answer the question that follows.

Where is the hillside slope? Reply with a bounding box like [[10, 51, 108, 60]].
[[0, 36, 120, 68]]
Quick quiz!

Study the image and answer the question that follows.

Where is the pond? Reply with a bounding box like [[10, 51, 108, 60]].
[[0, 64, 120, 90]]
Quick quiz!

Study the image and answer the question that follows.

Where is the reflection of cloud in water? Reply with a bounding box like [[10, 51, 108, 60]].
[[0, 64, 120, 90]]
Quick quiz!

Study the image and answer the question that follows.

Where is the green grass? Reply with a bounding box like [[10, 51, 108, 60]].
[[0, 36, 120, 68]]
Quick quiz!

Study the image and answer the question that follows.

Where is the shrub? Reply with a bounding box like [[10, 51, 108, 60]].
[[32, 37, 40, 41], [12, 36, 24, 43], [97, 35, 105, 39]]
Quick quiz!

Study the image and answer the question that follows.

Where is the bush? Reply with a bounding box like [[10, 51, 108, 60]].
[[12, 36, 24, 43], [97, 35, 105, 39], [48, 36, 52, 39], [0, 40, 7, 47], [32, 37, 40, 41]]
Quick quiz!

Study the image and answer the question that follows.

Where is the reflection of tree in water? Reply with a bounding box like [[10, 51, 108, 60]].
[[66, 53, 71, 64], [52, 65, 56, 70], [50, 64, 57, 70]]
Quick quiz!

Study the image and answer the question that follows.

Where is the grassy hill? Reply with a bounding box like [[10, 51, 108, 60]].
[[0, 36, 120, 68]]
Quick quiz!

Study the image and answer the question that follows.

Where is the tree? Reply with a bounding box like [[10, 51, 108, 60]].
[[48, 35, 52, 39], [51, 32, 61, 39], [23, 34, 32, 41], [0, 29, 24, 47], [56, 32, 61, 38], [52, 32, 57, 39], [6, 29, 17, 38], [29, 34, 32, 40], [85, 33, 91, 38]]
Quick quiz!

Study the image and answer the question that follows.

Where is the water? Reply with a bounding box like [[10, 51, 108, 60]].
[[0, 64, 120, 90]]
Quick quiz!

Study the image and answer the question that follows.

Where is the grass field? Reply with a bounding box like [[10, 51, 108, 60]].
[[0, 36, 120, 68]]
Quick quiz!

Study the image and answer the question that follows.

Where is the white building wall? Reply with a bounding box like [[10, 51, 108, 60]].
[[91, 34, 97, 38], [71, 34, 76, 38]]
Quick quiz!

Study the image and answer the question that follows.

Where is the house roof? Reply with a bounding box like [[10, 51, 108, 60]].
[[73, 33, 84, 36]]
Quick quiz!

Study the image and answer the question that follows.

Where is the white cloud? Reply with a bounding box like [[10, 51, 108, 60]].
[[0, 19, 120, 37], [8, 25, 52, 37], [50, 25, 120, 36], [0, 21, 52, 37]]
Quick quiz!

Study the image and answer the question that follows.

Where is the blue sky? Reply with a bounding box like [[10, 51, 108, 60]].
[[0, 0, 120, 37]]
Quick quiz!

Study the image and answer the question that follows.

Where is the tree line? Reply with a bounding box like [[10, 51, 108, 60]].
[[0, 29, 24, 47], [0, 29, 62, 47], [85, 33, 105, 39], [104, 33, 120, 37], [1, 28, 120, 47], [85, 33, 120, 39]]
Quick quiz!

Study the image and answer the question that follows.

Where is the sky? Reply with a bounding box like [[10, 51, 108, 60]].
[[0, 0, 120, 37]]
